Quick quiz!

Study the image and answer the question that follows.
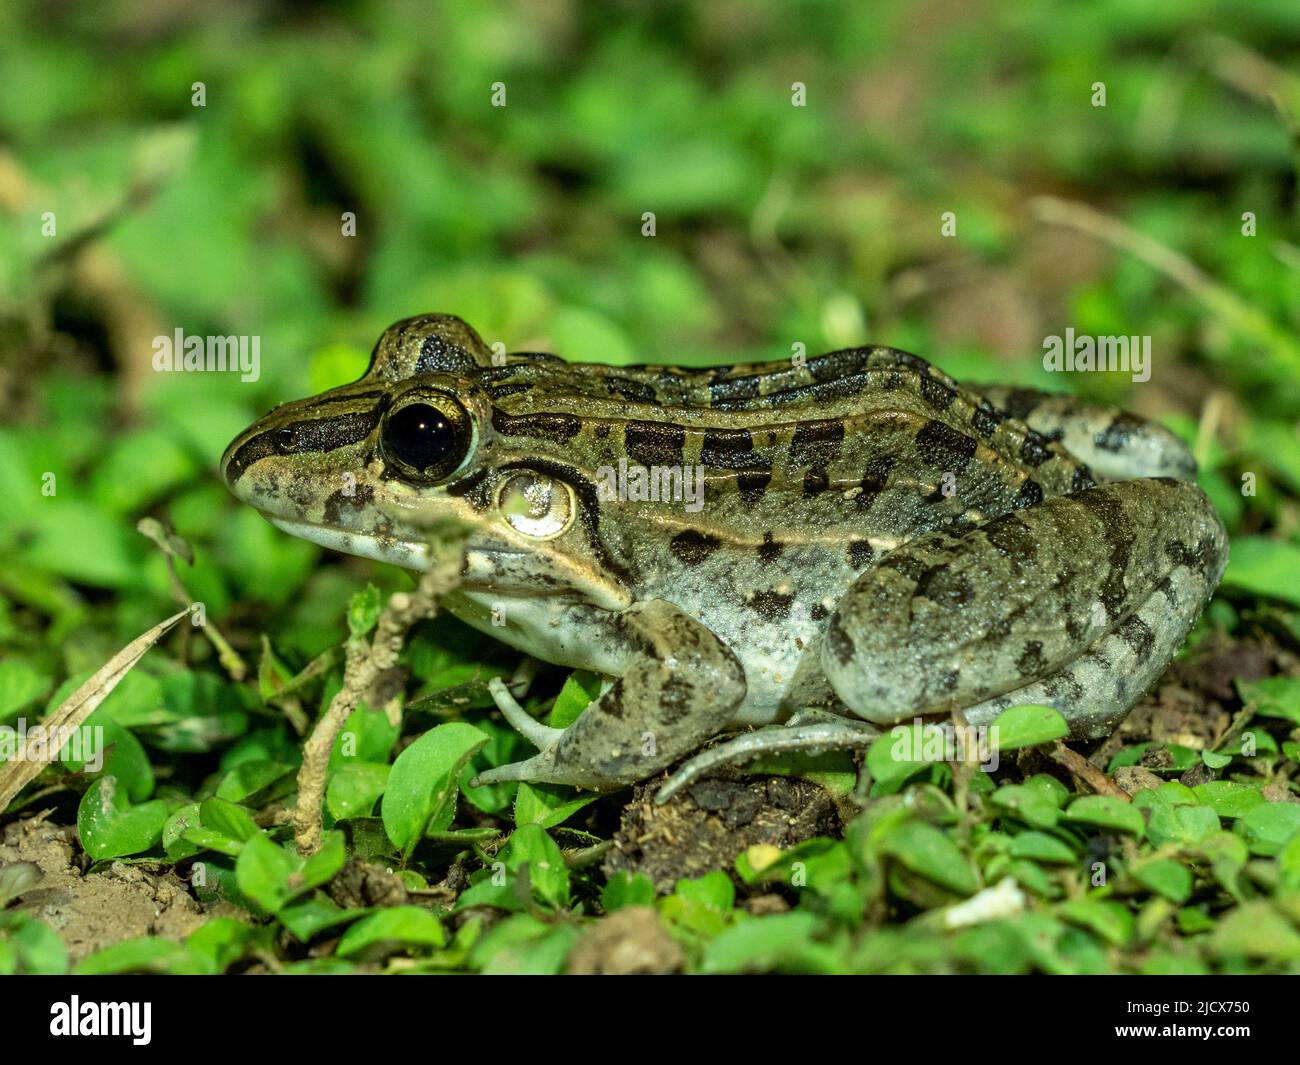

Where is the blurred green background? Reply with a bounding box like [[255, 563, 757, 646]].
[[2, 0, 1300, 974]]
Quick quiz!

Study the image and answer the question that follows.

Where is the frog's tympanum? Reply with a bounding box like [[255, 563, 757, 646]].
[[222, 314, 1227, 800]]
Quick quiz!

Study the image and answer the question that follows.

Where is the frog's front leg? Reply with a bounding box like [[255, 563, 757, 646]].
[[471, 600, 746, 790], [823, 477, 1227, 738]]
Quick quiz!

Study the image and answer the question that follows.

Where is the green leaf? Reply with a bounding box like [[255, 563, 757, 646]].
[[866, 723, 937, 795], [503, 824, 570, 910], [76, 777, 167, 861], [185, 918, 261, 975], [601, 871, 656, 912], [1191, 781, 1265, 818], [1209, 902, 1300, 961], [5, 914, 67, 974], [73, 937, 197, 975], [1007, 831, 1077, 864], [1063, 795, 1145, 837], [1057, 898, 1134, 947], [234, 835, 299, 914], [0, 660, 52, 723], [330, 706, 400, 767], [178, 801, 255, 858], [1132, 859, 1193, 904], [700, 912, 831, 974], [214, 759, 295, 803], [991, 785, 1060, 829], [382, 722, 487, 857], [1222, 538, 1300, 606], [989, 704, 1068, 751], [161, 803, 202, 861], [234, 830, 345, 914], [514, 781, 598, 828], [548, 670, 602, 728], [202, 797, 261, 843], [878, 820, 978, 895], [347, 584, 382, 637], [336, 906, 446, 959], [1278, 833, 1300, 889], [278, 897, 369, 942], [1234, 802, 1300, 857], [1237, 676, 1300, 725], [327, 761, 390, 821]]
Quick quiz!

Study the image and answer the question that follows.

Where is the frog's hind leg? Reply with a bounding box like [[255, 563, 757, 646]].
[[823, 478, 1227, 739], [973, 384, 1197, 482], [653, 713, 880, 804], [471, 600, 746, 791]]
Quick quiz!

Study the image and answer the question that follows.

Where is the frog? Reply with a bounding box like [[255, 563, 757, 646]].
[[221, 313, 1228, 802]]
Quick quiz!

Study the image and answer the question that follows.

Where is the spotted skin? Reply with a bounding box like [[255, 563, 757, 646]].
[[222, 314, 1229, 790]]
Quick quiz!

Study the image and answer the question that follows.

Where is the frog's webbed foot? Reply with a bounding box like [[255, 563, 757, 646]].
[[654, 715, 879, 805], [471, 600, 746, 791]]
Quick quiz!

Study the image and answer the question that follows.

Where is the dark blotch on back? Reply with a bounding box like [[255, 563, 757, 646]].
[[789, 420, 845, 467], [971, 400, 1003, 438], [669, 529, 721, 565], [625, 421, 686, 467], [1016, 640, 1045, 677], [914, 420, 978, 474], [919, 373, 957, 411], [1018, 431, 1053, 467], [737, 469, 773, 503], [803, 468, 829, 496], [1118, 615, 1155, 660], [701, 428, 759, 469]]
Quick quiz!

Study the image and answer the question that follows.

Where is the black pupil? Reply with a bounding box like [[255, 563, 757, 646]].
[[384, 403, 456, 472]]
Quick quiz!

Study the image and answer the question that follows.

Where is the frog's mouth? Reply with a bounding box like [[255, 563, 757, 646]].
[[262, 514, 530, 575], [264, 515, 433, 571]]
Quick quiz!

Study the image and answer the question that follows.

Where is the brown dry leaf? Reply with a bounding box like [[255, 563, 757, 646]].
[[0, 608, 191, 814]]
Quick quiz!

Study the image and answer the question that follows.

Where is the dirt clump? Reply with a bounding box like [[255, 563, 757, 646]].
[[1, 812, 208, 963], [604, 773, 843, 893], [567, 905, 683, 974]]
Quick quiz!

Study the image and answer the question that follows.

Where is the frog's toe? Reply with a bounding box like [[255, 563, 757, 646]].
[[653, 719, 879, 804]]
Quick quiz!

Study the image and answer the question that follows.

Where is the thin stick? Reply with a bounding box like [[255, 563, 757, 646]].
[[292, 548, 463, 856]]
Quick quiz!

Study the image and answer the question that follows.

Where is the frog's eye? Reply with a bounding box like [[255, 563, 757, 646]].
[[380, 395, 473, 483]]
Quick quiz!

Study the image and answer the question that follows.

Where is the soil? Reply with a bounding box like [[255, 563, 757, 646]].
[[603, 772, 845, 893], [0, 810, 212, 964], [567, 905, 683, 974]]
